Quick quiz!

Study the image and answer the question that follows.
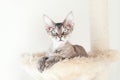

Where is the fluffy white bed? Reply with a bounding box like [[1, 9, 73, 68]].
[[21, 50, 119, 80]]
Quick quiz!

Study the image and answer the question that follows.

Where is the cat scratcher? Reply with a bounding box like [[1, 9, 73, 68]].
[[21, 0, 119, 80]]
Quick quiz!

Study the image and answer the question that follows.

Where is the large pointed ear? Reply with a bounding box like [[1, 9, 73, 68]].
[[43, 15, 55, 31], [63, 11, 74, 29]]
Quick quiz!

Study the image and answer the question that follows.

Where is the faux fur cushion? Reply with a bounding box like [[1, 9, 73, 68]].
[[20, 50, 119, 80]]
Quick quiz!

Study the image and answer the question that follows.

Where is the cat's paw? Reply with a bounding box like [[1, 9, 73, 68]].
[[37, 56, 48, 72]]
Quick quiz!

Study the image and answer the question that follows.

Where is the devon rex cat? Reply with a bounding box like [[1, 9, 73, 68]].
[[38, 11, 88, 72]]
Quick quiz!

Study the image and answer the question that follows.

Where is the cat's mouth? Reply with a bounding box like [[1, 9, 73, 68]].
[[59, 38, 63, 41], [59, 40, 63, 41]]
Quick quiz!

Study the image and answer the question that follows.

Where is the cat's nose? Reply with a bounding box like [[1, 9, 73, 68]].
[[58, 34, 62, 38]]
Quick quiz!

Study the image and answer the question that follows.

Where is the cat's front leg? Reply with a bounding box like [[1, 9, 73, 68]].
[[45, 55, 65, 69], [37, 56, 48, 72]]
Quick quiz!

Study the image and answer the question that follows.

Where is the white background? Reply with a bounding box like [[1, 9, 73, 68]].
[[0, 0, 119, 80]]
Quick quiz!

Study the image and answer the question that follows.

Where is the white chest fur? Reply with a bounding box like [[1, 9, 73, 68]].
[[52, 40, 66, 52]]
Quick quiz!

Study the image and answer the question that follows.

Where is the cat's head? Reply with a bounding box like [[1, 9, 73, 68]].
[[43, 11, 74, 42]]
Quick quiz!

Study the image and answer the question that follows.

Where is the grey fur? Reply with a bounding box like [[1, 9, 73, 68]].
[[38, 42, 88, 72]]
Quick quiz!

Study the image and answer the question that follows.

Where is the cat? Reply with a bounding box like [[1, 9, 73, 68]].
[[37, 11, 88, 72]]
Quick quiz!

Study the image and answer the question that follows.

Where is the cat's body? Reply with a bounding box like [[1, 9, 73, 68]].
[[47, 42, 87, 58], [38, 12, 88, 72]]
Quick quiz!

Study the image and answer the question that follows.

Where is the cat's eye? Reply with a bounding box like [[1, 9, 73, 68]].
[[51, 30, 57, 36], [52, 30, 56, 34], [64, 29, 68, 33]]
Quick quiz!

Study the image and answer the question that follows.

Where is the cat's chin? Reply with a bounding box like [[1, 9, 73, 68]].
[[55, 40, 66, 43], [57, 39, 68, 43], [52, 38, 67, 43]]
